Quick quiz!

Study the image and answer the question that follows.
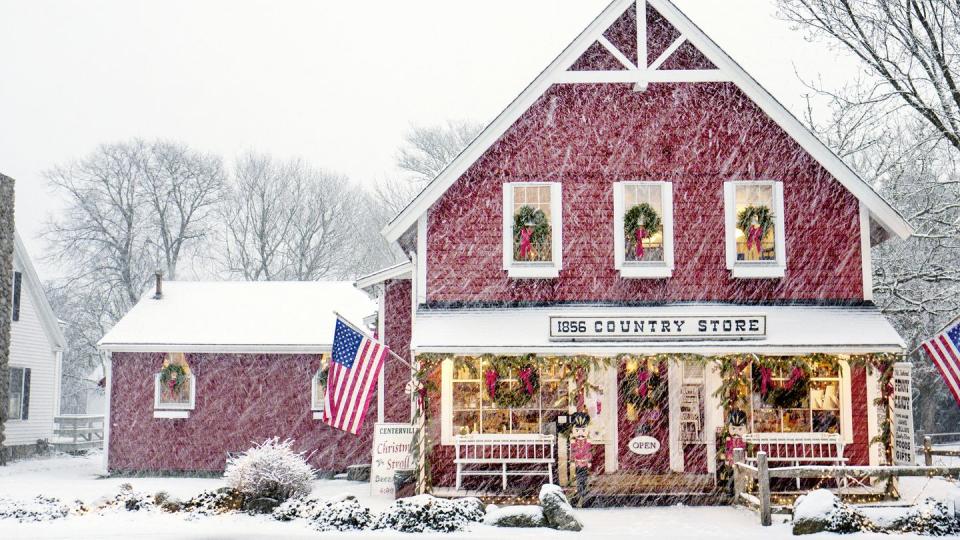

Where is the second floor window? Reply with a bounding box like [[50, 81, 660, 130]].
[[724, 181, 786, 278], [502, 182, 562, 278], [155, 353, 196, 412], [613, 181, 674, 278]]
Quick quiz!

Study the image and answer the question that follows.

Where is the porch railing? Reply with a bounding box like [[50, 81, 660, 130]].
[[52, 415, 104, 452], [732, 449, 960, 526]]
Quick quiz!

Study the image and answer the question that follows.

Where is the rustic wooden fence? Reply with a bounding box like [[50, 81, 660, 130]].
[[732, 448, 960, 526], [922, 435, 960, 466], [52, 415, 104, 452]]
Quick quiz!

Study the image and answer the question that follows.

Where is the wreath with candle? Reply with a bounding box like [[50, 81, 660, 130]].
[[483, 355, 540, 409], [737, 205, 774, 254], [619, 361, 666, 411], [624, 203, 662, 260], [513, 206, 551, 261], [752, 361, 811, 409], [159, 357, 190, 396]]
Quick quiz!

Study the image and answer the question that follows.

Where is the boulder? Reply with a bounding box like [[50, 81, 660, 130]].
[[346, 464, 371, 482], [539, 484, 583, 531], [244, 496, 281, 514], [792, 489, 838, 535], [483, 505, 546, 528]]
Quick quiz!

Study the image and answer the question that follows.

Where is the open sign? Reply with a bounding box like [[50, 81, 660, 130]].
[[628, 436, 661, 455]]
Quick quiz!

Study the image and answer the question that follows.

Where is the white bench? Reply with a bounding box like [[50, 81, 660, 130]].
[[454, 434, 555, 491], [743, 432, 848, 488]]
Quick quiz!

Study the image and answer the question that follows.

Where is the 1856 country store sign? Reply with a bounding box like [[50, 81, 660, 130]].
[[550, 315, 766, 341]]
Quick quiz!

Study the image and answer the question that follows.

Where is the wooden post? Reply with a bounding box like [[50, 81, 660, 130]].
[[924, 436, 933, 467], [757, 451, 771, 526], [733, 447, 746, 503]]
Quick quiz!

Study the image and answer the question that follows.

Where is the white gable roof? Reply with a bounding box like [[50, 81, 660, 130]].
[[98, 281, 376, 353], [382, 0, 913, 243], [13, 233, 66, 350]]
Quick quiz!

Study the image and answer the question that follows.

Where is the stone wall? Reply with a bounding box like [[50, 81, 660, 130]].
[[0, 174, 15, 465]]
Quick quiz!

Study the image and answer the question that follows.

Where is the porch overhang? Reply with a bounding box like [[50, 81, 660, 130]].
[[412, 304, 906, 356]]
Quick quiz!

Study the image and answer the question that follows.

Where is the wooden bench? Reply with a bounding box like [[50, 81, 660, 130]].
[[454, 434, 555, 491], [743, 432, 848, 489]]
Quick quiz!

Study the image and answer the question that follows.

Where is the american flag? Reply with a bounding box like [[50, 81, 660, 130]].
[[920, 319, 960, 407], [323, 317, 388, 434]]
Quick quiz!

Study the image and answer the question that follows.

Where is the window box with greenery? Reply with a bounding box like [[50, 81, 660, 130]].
[[724, 180, 786, 278], [502, 182, 562, 279], [613, 181, 674, 278], [154, 353, 195, 419]]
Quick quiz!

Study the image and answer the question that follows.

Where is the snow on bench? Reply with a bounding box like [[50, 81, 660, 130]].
[[454, 434, 555, 491]]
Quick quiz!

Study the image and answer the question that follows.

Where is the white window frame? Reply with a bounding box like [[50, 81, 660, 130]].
[[311, 368, 326, 419], [724, 180, 786, 279], [153, 373, 196, 419], [7, 366, 27, 421], [613, 181, 674, 278], [502, 182, 563, 279]]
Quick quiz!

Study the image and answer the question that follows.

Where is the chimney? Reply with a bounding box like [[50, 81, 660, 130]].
[[153, 270, 163, 299]]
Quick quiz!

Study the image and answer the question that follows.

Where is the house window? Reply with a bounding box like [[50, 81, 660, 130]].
[[613, 182, 674, 278], [502, 182, 563, 278], [750, 361, 843, 435], [311, 355, 330, 416], [12, 271, 21, 322], [724, 181, 786, 278], [154, 353, 195, 417], [7, 367, 30, 420], [449, 357, 568, 437]]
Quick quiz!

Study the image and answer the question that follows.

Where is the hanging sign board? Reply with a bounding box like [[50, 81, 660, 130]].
[[891, 363, 916, 466], [550, 315, 765, 341], [370, 423, 416, 497]]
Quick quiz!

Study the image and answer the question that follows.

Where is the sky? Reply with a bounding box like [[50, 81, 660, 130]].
[[0, 0, 859, 279]]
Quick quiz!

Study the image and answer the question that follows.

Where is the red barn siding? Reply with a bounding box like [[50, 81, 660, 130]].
[[383, 279, 413, 423], [425, 81, 864, 305], [108, 352, 374, 473]]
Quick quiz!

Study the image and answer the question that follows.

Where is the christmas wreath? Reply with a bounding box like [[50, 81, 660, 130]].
[[619, 363, 666, 411], [483, 355, 540, 409], [513, 205, 552, 261], [737, 204, 774, 255], [752, 362, 810, 409], [624, 203, 662, 260], [159, 359, 190, 396]]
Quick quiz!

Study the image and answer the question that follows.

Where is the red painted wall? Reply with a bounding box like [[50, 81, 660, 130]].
[[383, 279, 413, 423], [108, 352, 376, 473]]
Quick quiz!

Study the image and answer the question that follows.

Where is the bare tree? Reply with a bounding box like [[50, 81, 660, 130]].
[[779, 0, 960, 153], [396, 120, 484, 186]]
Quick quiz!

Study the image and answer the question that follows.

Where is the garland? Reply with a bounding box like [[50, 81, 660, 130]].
[[559, 355, 613, 412], [751, 360, 811, 409], [624, 203, 662, 259], [483, 354, 540, 409], [618, 357, 666, 411], [159, 359, 190, 395], [513, 205, 551, 261], [410, 354, 443, 494]]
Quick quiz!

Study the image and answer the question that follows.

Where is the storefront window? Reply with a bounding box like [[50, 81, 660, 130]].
[[452, 357, 568, 436], [750, 361, 841, 434]]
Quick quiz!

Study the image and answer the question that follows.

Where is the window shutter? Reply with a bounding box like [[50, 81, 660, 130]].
[[12, 271, 22, 322], [723, 183, 736, 269], [21, 368, 31, 420]]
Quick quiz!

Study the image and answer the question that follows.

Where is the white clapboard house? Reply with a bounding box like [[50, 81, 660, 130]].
[[5, 233, 66, 460]]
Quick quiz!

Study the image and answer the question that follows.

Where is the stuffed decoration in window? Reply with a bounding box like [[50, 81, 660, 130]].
[[155, 353, 195, 410]]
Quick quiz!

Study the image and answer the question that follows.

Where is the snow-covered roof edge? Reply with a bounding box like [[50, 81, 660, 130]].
[[355, 261, 412, 293], [13, 232, 66, 350], [382, 0, 913, 243]]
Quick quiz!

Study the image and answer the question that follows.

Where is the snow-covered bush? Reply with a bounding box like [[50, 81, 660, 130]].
[[224, 438, 315, 503], [889, 498, 960, 536], [312, 497, 373, 532], [93, 487, 155, 513], [370, 495, 485, 533], [272, 496, 327, 521], [0, 496, 70, 522], [793, 489, 872, 534], [182, 488, 245, 515]]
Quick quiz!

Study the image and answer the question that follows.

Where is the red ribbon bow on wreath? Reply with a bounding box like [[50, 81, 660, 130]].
[[759, 366, 772, 398], [519, 227, 533, 259], [634, 228, 647, 259], [484, 369, 499, 399], [747, 224, 763, 253], [637, 369, 650, 399], [784, 366, 804, 391], [518, 367, 535, 396]]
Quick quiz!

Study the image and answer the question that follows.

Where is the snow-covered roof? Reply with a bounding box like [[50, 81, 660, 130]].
[[98, 281, 375, 353], [355, 261, 412, 292], [413, 304, 905, 356], [382, 0, 913, 243]]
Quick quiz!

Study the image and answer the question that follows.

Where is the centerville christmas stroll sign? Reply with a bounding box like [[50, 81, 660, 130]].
[[550, 315, 766, 341], [370, 423, 416, 497]]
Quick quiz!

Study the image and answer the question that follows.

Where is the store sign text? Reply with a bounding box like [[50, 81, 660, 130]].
[[550, 316, 766, 341]]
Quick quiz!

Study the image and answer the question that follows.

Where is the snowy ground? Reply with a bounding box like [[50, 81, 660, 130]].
[[0, 452, 957, 539]]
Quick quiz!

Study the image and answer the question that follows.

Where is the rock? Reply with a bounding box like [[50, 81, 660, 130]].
[[483, 505, 546, 528], [538, 484, 583, 531], [244, 496, 281, 514], [346, 464, 371, 482], [792, 517, 829, 535]]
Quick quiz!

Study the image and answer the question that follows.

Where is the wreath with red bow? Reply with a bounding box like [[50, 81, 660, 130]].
[[483, 355, 540, 409], [619, 364, 666, 411], [752, 362, 811, 409]]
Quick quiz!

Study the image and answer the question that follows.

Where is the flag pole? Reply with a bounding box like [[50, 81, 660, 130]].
[[332, 310, 413, 370]]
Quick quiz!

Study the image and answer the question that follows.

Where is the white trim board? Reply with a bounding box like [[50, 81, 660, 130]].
[[13, 233, 66, 350], [381, 0, 912, 244], [355, 261, 413, 292]]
